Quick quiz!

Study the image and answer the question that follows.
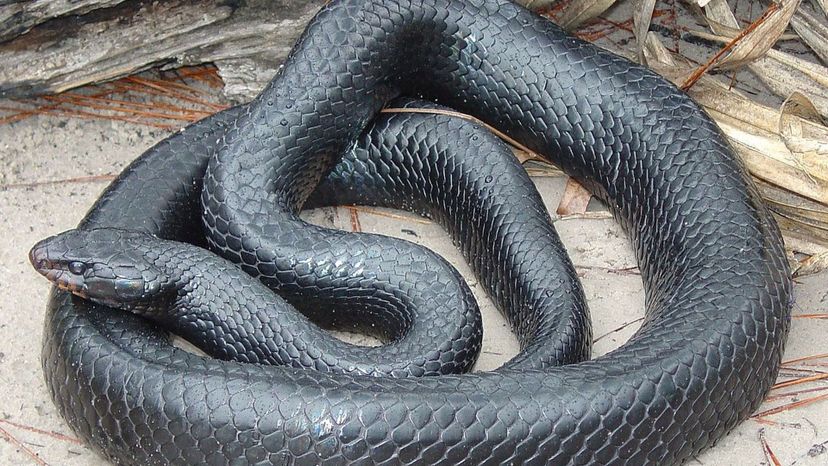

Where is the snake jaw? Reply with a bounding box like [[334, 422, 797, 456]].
[[29, 243, 90, 298]]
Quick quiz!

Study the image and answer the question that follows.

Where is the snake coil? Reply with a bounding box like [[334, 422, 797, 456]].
[[34, 0, 791, 464]]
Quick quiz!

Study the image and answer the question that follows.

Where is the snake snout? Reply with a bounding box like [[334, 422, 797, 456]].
[[29, 239, 89, 297], [29, 237, 63, 281], [29, 243, 48, 275]]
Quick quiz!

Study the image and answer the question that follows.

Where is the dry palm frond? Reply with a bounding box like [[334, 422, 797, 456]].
[[791, 6, 828, 63], [632, 0, 657, 62], [633, 32, 828, 274], [556, 0, 619, 30], [699, 0, 801, 70]]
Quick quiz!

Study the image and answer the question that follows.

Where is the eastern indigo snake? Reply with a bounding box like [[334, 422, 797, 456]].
[[29, 0, 792, 464]]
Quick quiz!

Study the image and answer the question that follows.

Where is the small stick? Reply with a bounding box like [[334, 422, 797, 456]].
[[0, 420, 82, 445], [0, 174, 117, 190], [593, 317, 645, 343], [680, 2, 780, 91], [766, 385, 828, 402], [753, 392, 828, 418], [758, 429, 782, 466], [772, 373, 828, 390], [347, 206, 362, 232], [351, 207, 433, 225], [381, 108, 544, 163], [0, 425, 49, 466]]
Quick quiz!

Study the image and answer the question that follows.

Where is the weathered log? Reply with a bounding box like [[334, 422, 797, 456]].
[[0, 0, 127, 42], [0, 0, 323, 100]]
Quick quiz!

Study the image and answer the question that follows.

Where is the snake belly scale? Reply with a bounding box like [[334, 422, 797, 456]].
[[30, 0, 791, 464]]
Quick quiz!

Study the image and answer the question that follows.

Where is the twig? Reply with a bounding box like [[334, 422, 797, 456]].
[[0, 420, 82, 445], [0, 425, 49, 466], [124, 76, 228, 111], [594, 317, 645, 343], [753, 392, 828, 418], [0, 174, 117, 191], [350, 207, 433, 225], [758, 428, 783, 466], [783, 353, 828, 366], [575, 264, 640, 276], [555, 211, 614, 221], [41, 95, 208, 122], [347, 206, 362, 232], [772, 373, 828, 390], [766, 385, 828, 402], [680, 2, 780, 91], [381, 108, 544, 162]]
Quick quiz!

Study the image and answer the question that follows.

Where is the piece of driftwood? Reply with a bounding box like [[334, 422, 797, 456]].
[[0, 0, 127, 42], [0, 0, 324, 100]]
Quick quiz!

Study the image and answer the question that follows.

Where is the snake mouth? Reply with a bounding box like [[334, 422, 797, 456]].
[[29, 245, 89, 298], [33, 261, 89, 298]]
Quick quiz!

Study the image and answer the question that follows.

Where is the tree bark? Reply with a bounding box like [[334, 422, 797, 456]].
[[0, 0, 324, 100]]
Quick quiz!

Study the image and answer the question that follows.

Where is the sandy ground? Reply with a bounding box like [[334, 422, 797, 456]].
[[0, 107, 826, 466]]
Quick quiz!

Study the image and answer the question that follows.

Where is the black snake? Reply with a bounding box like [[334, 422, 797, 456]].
[[29, 0, 791, 464]]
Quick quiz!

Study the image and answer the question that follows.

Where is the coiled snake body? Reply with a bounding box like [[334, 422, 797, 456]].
[[30, 0, 791, 464]]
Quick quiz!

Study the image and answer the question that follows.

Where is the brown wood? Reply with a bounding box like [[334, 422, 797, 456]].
[[0, 0, 324, 100], [0, 0, 127, 42]]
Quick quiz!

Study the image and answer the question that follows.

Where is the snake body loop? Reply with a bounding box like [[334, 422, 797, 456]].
[[36, 0, 791, 464]]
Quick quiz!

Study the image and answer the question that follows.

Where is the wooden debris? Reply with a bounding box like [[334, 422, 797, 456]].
[[753, 392, 828, 418], [0, 424, 49, 466], [0, 0, 126, 42], [0, 0, 324, 101], [817, 0, 828, 16], [518, 0, 559, 9], [691, 0, 828, 117], [681, 1, 783, 90]]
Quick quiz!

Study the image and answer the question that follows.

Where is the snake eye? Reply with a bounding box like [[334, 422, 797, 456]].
[[68, 261, 87, 275]]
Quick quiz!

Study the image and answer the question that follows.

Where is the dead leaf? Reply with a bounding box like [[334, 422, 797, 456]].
[[781, 92, 826, 126], [556, 177, 592, 215], [680, 2, 784, 90], [780, 92, 828, 158], [683, 28, 828, 117], [513, 149, 544, 164], [761, 180, 828, 246], [518, 0, 557, 9], [702, 0, 801, 70], [794, 250, 828, 276], [702, 0, 740, 29], [791, 7, 828, 63], [749, 50, 828, 119], [557, 0, 617, 30], [815, 0, 828, 17], [642, 32, 695, 83], [633, 0, 658, 63]]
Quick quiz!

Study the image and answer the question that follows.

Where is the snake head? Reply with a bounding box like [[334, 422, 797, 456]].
[[29, 228, 175, 310]]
